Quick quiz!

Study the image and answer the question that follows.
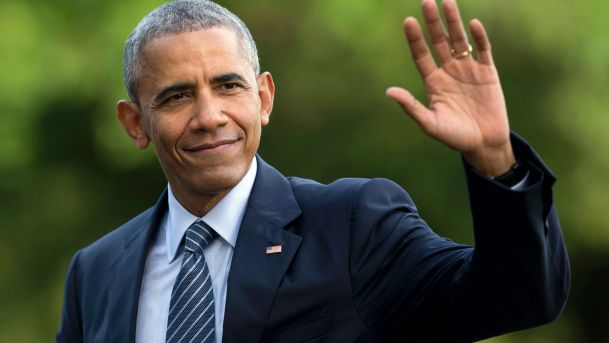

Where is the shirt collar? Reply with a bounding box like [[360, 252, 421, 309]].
[[165, 158, 258, 263]]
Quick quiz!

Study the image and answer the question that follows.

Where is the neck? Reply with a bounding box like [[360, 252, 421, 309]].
[[170, 186, 231, 217]]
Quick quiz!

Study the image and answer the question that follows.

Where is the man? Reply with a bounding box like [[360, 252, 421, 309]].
[[57, 0, 570, 342]]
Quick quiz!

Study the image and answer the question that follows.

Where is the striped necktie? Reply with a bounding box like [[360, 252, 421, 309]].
[[166, 219, 216, 343]]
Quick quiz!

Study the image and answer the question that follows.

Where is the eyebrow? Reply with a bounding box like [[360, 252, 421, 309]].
[[211, 72, 248, 85], [153, 83, 194, 104]]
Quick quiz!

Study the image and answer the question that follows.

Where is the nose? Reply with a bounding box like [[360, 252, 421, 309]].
[[189, 94, 228, 131]]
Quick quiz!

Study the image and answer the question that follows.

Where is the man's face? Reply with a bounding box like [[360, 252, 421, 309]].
[[118, 27, 274, 211]]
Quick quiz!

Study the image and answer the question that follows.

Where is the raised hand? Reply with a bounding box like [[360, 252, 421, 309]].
[[386, 0, 515, 177]]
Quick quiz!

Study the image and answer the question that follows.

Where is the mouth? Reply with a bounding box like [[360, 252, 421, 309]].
[[183, 138, 240, 154]]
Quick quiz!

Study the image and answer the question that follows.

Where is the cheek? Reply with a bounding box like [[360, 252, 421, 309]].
[[148, 115, 185, 150], [243, 113, 263, 140], [144, 114, 161, 140], [236, 95, 263, 127]]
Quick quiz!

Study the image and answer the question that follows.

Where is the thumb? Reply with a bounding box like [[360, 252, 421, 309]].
[[385, 87, 432, 131]]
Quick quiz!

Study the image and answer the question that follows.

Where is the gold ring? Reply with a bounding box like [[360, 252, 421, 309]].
[[451, 43, 473, 59]]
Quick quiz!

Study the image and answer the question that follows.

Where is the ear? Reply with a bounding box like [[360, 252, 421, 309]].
[[257, 72, 275, 126], [116, 100, 150, 149]]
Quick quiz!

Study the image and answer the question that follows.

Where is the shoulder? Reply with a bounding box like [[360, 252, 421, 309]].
[[287, 176, 417, 213], [72, 200, 163, 271], [85, 206, 155, 252]]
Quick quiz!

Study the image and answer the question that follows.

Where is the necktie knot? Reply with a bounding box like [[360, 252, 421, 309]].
[[184, 219, 215, 254]]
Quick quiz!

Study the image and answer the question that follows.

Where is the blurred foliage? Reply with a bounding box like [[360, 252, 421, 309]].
[[1, 0, 608, 341]]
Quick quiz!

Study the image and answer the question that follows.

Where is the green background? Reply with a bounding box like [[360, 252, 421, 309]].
[[1, 0, 608, 341]]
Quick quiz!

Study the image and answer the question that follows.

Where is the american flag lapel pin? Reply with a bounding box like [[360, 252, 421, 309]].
[[266, 244, 282, 254]]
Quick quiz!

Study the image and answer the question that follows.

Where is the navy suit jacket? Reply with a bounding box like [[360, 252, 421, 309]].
[[57, 135, 569, 342]]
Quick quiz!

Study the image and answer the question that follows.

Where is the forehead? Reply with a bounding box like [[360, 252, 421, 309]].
[[138, 27, 251, 87]]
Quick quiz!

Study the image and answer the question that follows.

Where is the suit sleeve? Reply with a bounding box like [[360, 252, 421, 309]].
[[56, 251, 84, 343], [349, 134, 570, 342]]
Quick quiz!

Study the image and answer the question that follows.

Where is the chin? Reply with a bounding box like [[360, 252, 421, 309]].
[[190, 167, 246, 195]]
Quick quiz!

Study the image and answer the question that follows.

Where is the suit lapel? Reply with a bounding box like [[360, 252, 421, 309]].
[[107, 190, 167, 343], [223, 157, 302, 343]]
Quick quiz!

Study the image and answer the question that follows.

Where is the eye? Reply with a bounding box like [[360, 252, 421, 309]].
[[220, 83, 242, 91], [169, 93, 187, 101]]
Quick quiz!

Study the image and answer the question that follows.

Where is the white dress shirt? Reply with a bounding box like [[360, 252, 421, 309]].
[[135, 158, 257, 343]]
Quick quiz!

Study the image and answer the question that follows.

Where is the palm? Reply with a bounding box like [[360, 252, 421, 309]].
[[386, 0, 515, 175], [423, 61, 507, 153]]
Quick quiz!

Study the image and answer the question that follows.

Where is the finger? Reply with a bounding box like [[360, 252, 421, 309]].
[[442, 0, 472, 60], [404, 17, 437, 78], [385, 87, 433, 132], [421, 0, 452, 64], [469, 19, 494, 66]]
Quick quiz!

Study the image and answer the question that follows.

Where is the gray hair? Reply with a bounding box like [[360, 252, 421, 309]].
[[123, 0, 260, 104]]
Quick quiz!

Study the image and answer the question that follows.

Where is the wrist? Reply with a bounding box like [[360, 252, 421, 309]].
[[462, 142, 516, 177]]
